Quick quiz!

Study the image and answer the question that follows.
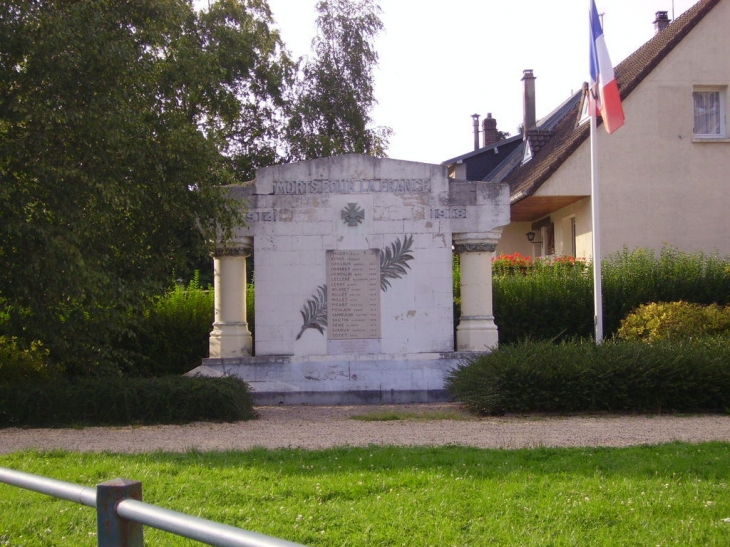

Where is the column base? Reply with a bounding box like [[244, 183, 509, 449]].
[[456, 315, 499, 352], [209, 322, 253, 359]]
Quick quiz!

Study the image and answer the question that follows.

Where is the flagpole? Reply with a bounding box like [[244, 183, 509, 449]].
[[588, 0, 623, 344], [589, 106, 604, 343]]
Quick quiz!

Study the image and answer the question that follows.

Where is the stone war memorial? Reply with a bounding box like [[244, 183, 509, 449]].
[[189, 154, 509, 404]]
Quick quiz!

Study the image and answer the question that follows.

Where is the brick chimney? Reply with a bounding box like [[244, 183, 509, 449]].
[[471, 113, 480, 150], [522, 69, 536, 139], [653, 11, 670, 34], [482, 113, 499, 147]]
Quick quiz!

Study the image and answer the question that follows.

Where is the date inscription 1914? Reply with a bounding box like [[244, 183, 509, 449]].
[[245, 210, 277, 222]]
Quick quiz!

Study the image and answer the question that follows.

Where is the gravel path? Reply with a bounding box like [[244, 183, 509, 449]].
[[1, 404, 729, 454]]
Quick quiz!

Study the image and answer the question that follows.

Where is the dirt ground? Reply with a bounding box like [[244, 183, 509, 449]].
[[1, 403, 729, 453]]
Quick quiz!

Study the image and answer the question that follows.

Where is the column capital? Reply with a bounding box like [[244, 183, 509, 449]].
[[213, 236, 253, 258], [214, 246, 252, 258], [453, 242, 497, 254], [453, 230, 501, 254], [452, 229, 502, 254]]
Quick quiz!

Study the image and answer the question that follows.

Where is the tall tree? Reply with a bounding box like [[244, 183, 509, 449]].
[[285, 0, 391, 160], [0, 0, 288, 374]]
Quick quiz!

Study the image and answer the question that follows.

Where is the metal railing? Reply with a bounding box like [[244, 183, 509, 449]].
[[0, 466, 308, 547]]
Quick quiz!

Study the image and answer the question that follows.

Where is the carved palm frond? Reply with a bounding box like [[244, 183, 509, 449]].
[[295, 284, 328, 340], [380, 234, 414, 291]]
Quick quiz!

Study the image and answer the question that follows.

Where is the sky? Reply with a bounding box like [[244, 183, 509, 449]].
[[266, 0, 700, 164]]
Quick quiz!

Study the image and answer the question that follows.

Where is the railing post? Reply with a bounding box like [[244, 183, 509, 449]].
[[96, 478, 144, 547]]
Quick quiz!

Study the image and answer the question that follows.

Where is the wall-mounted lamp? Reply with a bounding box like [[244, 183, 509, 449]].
[[526, 231, 542, 245]]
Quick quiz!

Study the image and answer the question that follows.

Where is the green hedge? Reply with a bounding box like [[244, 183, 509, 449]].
[[603, 247, 730, 336], [446, 338, 730, 415], [0, 375, 256, 428], [119, 275, 215, 377], [491, 247, 730, 344], [119, 275, 256, 377], [618, 301, 730, 342], [492, 254, 593, 343]]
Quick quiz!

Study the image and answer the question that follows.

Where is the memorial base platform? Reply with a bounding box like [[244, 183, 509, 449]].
[[187, 352, 483, 406]]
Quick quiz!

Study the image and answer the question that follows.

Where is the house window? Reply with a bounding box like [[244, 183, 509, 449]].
[[693, 87, 726, 138]]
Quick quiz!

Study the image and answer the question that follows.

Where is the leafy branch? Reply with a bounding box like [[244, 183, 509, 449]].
[[295, 235, 416, 340], [380, 235, 414, 291], [295, 284, 328, 340]]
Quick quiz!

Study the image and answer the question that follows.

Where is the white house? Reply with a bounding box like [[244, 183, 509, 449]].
[[445, 0, 730, 260]]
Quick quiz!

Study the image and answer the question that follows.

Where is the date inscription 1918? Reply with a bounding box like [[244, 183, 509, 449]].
[[430, 207, 467, 219]]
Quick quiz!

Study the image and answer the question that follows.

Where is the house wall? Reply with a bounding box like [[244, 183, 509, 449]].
[[501, 199, 593, 259], [504, 0, 730, 259], [550, 199, 593, 259], [496, 221, 534, 257], [449, 163, 467, 179]]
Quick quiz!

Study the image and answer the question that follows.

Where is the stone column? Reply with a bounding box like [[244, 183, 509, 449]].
[[453, 233, 499, 352], [209, 237, 253, 358]]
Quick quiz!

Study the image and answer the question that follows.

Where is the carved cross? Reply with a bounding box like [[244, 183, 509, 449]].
[[341, 203, 365, 227]]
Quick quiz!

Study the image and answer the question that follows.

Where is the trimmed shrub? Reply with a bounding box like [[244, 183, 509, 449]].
[[0, 375, 256, 428], [618, 301, 730, 342], [446, 338, 730, 415]]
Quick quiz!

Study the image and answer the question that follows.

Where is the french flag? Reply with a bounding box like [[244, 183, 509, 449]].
[[588, 0, 624, 133]]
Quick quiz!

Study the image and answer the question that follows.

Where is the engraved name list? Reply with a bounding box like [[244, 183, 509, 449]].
[[326, 249, 382, 354]]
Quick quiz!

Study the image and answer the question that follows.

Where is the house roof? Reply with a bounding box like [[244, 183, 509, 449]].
[[441, 90, 581, 183], [504, 0, 722, 222], [442, 134, 523, 182], [442, 134, 523, 165], [483, 92, 581, 190]]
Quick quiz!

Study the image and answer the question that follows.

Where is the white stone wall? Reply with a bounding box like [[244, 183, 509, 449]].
[[225, 154, 508, 358]]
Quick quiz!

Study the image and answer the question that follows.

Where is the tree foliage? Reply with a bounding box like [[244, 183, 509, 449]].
[[0, 0, 288, 374], [285, 0, 391, 160], [0, 0, 391, 375]]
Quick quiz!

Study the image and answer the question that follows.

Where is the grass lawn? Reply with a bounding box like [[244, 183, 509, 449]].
[[1, 443, 729, 546]]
